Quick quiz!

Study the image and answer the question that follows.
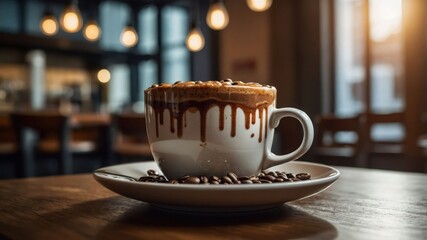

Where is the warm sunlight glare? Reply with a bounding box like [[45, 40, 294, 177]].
[[370, 0, 402, 42]]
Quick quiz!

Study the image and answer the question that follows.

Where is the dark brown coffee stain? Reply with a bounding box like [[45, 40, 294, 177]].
[[148, 100, 270, 143]]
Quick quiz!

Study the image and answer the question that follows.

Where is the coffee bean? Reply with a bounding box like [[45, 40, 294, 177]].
[[222, 176, 233, 184], [178, 175, 190, 183], [278, 175, 289, 180], [138, 170, 311, 185], [139, 176, 155, 182], [227, 172, 239, 183], [173, 81, 182, 85], [157, 176, 168, 182], [147, 169, 158, 176], [276, 172, 286, 177], [286, 173, 295, 179], [209, 176, 220, 182], [200, 176, 209, 183], [224, 78, 233, 82], [238, 176, 251, 181], [296, 173, 311, 180], [183, 176, 201, 184], [261, 175, 276, 182], [274, 178, 284, 183], [249, 176, 259, 181], [210, 180, 220, 184], [267, 171, 278, 177]]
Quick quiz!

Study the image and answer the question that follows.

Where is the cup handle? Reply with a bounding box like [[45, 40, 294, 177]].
[[263, 107, 314, 169]]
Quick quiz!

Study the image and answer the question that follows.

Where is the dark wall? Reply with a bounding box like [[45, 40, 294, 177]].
[[270, 0, 322, 157]]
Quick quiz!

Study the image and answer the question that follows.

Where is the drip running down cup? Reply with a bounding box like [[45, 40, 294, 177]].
[[144, 80, 314, 180]]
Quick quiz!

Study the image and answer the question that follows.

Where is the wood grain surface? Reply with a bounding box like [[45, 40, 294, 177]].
[[0, 167, 426, 239]]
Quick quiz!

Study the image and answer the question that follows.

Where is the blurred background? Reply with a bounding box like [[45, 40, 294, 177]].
[[0, 0, 426, 178]]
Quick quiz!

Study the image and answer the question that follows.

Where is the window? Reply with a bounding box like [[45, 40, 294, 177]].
[[138, 60, 157, 108], [369, 0, 404, 113], [334, 0, 404, 141], [108, 64, 130, 112], [335, 0, 366, 116], [0, 0, 19, 33], [139, 6, 158, 54], [161, 6, 190, 83], [100, 1, 130, 52]]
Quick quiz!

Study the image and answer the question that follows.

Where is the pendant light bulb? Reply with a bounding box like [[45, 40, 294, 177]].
[[246, 0, 273, 12], [120, 25, 139, 48], [40, 12, 59, 36], [84, 20, 101, 41], [60, 3, 83, 33], [97, 69, 111, 83], [206, 1, 229, 30], [186, 27, 205, 52]]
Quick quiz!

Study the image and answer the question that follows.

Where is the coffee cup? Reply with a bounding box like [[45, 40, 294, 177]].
[[144, 80, 314, 180]]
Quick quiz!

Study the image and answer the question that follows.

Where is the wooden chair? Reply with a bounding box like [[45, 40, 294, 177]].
[[364, 112, 407, 169], [112, 113, 152, 162], [0, 114, 18, 179], [11, 111, 99, 177], [314, 114, 363, 167]]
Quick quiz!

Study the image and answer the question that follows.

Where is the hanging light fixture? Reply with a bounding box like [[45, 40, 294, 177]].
[[60, 0, 83, 33], [246, 0, 273, 12], [206, 0, 229, 30], [83, 20, 101, 41], [120, 23, 139, 48], [97, 69, 111, 83], [40, 10, 58, 36], [186, 23, 205, 52], [186, 0, 205, 52]]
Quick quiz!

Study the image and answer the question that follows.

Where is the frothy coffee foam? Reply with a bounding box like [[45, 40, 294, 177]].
[[145, 79, 276, 142]]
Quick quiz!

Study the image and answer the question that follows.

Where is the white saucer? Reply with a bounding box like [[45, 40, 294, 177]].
[[93, 161, 339, 212]]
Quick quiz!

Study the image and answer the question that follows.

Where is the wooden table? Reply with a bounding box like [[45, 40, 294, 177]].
[[0, 166, 426, 239]]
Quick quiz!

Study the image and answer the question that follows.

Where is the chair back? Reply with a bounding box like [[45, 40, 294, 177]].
[[316, 114, 362, 148], [314, 114, 363, 166], [0, 114, 17, 154], [10, 111, 71, 177], [362, 112, 407, 170], [12, 111, 69, 134], [365, 112, 406, 146], [113, 112, 151, 161], [11, 111, 70, 153]]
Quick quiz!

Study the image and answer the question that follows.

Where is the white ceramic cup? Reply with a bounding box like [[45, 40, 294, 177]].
[[145, 81, 314, 180]]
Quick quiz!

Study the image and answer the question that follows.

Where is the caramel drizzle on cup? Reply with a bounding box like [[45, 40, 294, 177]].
[[145, 80, 276, 143], [149, 100, 270, 143]]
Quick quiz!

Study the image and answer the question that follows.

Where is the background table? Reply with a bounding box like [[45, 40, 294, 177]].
[[0, 165, 425, 239]]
